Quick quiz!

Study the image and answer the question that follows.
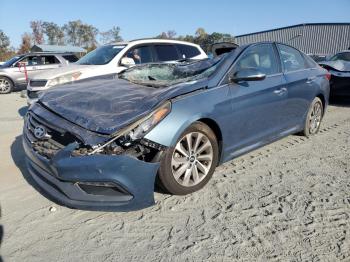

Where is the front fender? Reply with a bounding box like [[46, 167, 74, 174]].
[[145, 85, 231, 148]]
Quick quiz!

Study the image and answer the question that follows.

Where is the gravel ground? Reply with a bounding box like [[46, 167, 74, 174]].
[[0, 93, 349, 262]]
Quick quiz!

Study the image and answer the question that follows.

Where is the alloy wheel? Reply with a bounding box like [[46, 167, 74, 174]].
[[0, 78, 11, 93], [171, 132, 213, 187], [309, 101, 322, 134]]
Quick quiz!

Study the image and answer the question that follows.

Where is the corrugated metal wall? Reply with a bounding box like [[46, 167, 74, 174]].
[[235, 24, 350, 55]]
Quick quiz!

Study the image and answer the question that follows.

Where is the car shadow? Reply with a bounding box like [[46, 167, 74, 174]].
[[18, 106, 28, 118], [329, 97, 350, 108], [10, 135, 66, 208]]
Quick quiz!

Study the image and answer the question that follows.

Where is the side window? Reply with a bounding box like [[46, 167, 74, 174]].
[[62, 55, 79, 63], [302, 53, 318, 69], [19, 56, 40, 66], [124, 45, 153, 64], [154, 45, 180, 62], [234, 44, 280, 75], [41, 56, 60, 65], [176, 44, 201, 59], [277, 44, 307, 72]]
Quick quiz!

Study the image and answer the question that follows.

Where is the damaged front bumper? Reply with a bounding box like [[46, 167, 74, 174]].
[[23, 138, 161, 211]]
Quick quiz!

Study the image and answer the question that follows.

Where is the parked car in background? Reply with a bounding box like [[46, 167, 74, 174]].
[[319, 50, 350, 98], [0, 53, 78, 94], [211, 42, 238, 57], [307, 54, 328, 63], [26, 39, 207, 104], [23, 42, 329, 211]]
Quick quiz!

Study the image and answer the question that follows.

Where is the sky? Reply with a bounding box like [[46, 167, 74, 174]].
[[1, 0, 349, 48]]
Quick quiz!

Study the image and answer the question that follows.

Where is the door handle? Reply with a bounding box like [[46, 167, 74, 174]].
[[306, 76, 316, 84], [273, 87, 287, 95]]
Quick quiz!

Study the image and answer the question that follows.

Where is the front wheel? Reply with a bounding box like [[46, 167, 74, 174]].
[[302, 97, 324, 137], [0, 77, 14, 94], [158, 122, 219, 195]]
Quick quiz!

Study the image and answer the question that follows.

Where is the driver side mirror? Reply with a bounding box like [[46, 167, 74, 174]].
[[230, 68, 266, 82], [120, 57, 135, 67]]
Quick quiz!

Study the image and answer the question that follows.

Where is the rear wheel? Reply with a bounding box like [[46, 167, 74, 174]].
[[302, 97, 324, 137], [158, 122, 219, 195], [0, 77, 13, 94]]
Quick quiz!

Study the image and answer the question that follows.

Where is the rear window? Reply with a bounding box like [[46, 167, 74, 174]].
[[277, 44, 307, 72], [62, 55, 79, 63], [330, 52, 350, 62], [154, 45, 180, 62], [176, 44, 200, 59], [302, 53, 318, 68]]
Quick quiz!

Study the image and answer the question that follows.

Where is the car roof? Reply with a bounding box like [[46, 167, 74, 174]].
[[108, 38, 201, 47], [336, 50, 350, 54], [23, 52, 77, 56]]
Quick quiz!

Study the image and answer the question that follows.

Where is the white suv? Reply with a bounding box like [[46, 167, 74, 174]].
[[27, 39, 207, 104]]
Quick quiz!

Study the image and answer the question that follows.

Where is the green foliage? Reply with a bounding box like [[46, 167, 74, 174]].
[[42, 22, 64, 45], [0, 30, 10, 52], [100, 26, 123, 44], [158, 28, 235, 53], [30, 20, 44, 44], [62, 20, 99, 48], [0, 30, 16, 61], [156, 30, 177, 39]]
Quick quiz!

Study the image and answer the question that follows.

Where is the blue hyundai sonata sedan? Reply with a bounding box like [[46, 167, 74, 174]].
[[23, 42, 330, 211]]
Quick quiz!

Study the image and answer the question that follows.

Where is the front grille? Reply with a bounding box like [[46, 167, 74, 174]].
[[27, 90, 40, 99], [25, 112, 80, 159], [29, 80, 47, 87]]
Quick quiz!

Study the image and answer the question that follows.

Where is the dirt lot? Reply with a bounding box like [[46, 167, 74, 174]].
[[0, 93, 349, 262]]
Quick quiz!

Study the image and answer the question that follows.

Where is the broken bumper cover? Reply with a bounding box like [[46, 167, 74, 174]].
[[23, 139, 160, 211]]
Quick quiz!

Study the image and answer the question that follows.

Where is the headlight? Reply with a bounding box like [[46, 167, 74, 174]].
[[89, 101, 171, 154], [128, 102, 171, 140], [46, 72, 82, 88]]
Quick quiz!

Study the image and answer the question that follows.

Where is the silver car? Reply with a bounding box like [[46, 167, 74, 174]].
[[0, 52, 78, 94]]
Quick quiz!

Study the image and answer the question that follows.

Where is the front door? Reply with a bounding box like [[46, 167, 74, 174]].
[[224, 43, 288, 157]]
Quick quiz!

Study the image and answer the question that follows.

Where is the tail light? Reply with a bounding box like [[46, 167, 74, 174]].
[[325, 72, 331, 81]]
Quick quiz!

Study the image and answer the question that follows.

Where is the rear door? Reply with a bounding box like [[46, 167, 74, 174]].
[[277, 44, 316, 127], [31, 55, 62, 77], [224, 43, 288, 154]]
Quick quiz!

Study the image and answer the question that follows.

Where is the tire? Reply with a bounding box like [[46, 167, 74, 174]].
[[302, 97, 324, 137], [158, 121, 219, 195], [0, 76, 14, 94]]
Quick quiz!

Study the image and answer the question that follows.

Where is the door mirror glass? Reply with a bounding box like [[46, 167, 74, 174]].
[[231, 68, 266, 82], [120, 57, 135, 67]]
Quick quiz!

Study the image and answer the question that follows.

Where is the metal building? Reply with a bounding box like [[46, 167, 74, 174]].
[[235, 23, 350, 55]]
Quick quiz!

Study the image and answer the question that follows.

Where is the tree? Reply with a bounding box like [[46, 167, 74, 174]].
[[63, 20, 82, 46], [0, 30, 10, 53], [42, 22, 64, 45], [18, 33, 32, 54], [30, 20, 44, 44], [100, 26, 123, 44], [156, 30, 177, 39], [0, 30, 16, 61], [63, 20, 98, 48]]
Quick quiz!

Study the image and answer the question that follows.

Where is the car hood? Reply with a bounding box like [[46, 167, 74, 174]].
[[31, 64, 101, 80], [319, 60, 350, 72], [39, 77, 207, 135]]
